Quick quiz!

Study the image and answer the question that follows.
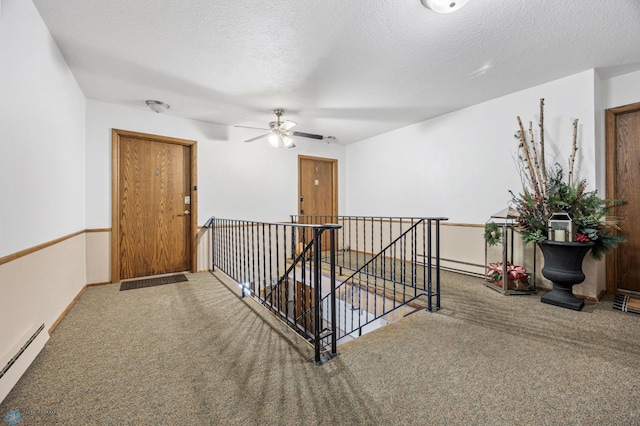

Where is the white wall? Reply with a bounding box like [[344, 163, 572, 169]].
[[602, 69, 640, 110], [0, 0, 86, 257], [0, 0, 86, 403], [86, 100, 347, 227], [345, 70, 598, 223], [345, 70, 605, 298]]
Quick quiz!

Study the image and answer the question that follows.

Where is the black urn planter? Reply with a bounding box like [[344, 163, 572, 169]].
[[539, 240, 595, 311]]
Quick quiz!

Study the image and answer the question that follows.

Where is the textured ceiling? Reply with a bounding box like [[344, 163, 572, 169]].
[[33, 0, 640, 144]]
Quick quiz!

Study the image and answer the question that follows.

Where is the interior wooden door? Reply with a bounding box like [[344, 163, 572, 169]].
[[112, 130, 197, 282], [295, 280, 315, 334], [606, 103, 640, 293], [298, 156, 338, 251]]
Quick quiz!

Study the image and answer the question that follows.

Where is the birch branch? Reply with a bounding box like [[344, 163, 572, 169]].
[[538, 98, 547, 195], [528, 121, 545, 198], [517, 116, 540, 197], [568, 118, 579, 187]]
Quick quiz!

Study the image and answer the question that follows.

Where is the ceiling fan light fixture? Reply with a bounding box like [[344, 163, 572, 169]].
[[282, 135, 295, 148], [239, 108, 325, 147], [420, 0, 470, 13], [268, 133, 281, 148], [145, 100, 170, 113]]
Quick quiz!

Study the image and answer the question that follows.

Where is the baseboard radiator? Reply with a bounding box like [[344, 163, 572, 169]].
[[0, 324, 45, 380]]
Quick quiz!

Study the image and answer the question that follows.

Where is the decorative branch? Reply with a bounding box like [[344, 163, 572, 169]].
[[528, 121, 545, 198], [516, 116, 540, 197], [538, 98, 547, 195], [568, 118, 579, 187]]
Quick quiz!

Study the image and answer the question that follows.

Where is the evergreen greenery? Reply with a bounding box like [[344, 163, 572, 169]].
[[510, 99, 626, 260], [511, 164, 625, 259], [484, 222, 502, 247]]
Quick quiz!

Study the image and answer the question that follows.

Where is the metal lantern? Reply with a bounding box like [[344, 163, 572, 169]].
[[547, 212, 573, 242], [484, 205, 536, 295]]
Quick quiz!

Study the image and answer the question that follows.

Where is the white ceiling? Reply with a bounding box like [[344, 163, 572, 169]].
[[33, 0, 640, 145]]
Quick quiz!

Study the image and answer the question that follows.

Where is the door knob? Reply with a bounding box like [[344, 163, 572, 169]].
[[184, 210, 190, 215]]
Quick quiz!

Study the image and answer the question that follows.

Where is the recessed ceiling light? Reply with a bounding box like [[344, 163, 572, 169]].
[[421, 0, 470, 14]]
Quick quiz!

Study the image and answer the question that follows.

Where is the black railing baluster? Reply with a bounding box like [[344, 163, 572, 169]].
[[393, 219, 398, 298], [355, 217, 359, 272], [268, 224, 273, 307], [422, 220, 427, 293], [400, 219, 406, 301], [288, 227, 294, 324], [291, 217, 296, 260], [435, 219, 442, 310], [234, 221, 239, 289], [260, 224, 265, 299], [218, 219, 223, 273], [427, 219, 433, 311], [242, 221, 247, 291], [329, 227, 337, 357], [208, 217, 216, 272], [412, 224, 417, 291], [370, 216, 374, 257], [230, 219, 234, 277], [221, 219, 226, 274], [227, 220, 231, 274], [379, 218, 383, 271], [251, 222, 256, 295], [313, 228, 321, 364], [223, 219, 228, 276], [276, 224, 281, 315]]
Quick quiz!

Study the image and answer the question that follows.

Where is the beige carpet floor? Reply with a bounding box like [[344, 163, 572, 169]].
[[1, 271, 639, 425]]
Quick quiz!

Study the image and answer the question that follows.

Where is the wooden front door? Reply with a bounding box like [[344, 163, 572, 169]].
[[606, 103, 640, 293], [112, 129, 197, 282], [298, 155, 338, 251]]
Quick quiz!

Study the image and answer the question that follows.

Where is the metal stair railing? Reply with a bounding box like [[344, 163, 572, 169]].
[[207, 217, 341, 364], [290, 216, 448, 346]]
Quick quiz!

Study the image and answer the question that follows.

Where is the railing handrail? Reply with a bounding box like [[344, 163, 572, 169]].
[[293, 214, 449, 219], [211, 216, 342, 229], [291, 215, 449, 225]]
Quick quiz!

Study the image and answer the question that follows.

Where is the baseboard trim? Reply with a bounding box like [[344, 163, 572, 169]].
[[581, 289, 604, 302], [87, 281, 112, 287], [48, 280, 115, 335], [48, 285, 87, 335]]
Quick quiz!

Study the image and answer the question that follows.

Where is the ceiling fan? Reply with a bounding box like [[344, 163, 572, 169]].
[[236, 109, 327, 148]]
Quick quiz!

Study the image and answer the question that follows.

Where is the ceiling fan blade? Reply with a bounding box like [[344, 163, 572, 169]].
[[280, 120, 297, 131], [235, 125, 270, 131], [292, 131, 324, 140], [244, 133, 270, 143]]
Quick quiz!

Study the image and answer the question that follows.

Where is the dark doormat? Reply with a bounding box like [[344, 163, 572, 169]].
[[120, 274, 188, 291], [613, 294, 640, 316]]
